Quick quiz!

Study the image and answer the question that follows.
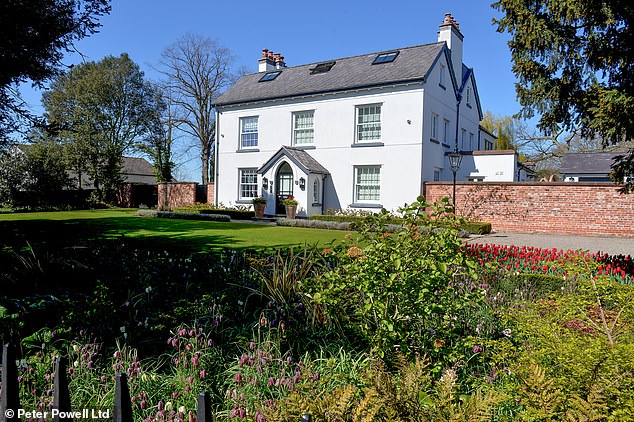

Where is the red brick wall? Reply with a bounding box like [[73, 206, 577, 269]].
[[157, 182, 197, 211], [206, 183, 215, 205], [423, 182, 634, 237]]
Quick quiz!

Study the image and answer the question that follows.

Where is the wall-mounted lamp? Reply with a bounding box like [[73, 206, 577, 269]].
[[299, 177, 306, 190], [262, 177, 268, 189]]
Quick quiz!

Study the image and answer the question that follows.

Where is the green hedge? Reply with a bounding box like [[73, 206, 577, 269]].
[[136, 209, 230, 222], [309, 214, 491, 235], [460, 221, 492, 235], [200, 209, 254, 220]]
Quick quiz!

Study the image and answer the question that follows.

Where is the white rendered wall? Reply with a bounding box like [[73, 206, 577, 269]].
[[470, 153, 517, 181], [216, 85, 426, 214]]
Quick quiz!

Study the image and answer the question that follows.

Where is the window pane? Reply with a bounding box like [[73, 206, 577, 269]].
[[294, 111, 314, 144], [355, 167, 380, 201], [241, 117, 258, 148], [239, 169, 258, 199], [357, 105, 381, 141]]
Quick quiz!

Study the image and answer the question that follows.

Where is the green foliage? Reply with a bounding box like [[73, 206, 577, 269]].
[[459, 221, 492, 235], [135, 209, 230, 221], [0, 141, 71, 209], [492, 0, 634, 191], [200, 209, 254, 220], [307, 197, 488, 368], [43, 53, 163, 203], [0, 0, 110, 139], [277, 218, 353, 231]]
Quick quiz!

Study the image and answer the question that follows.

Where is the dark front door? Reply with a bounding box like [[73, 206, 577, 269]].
[[275, 162, 293, 214]]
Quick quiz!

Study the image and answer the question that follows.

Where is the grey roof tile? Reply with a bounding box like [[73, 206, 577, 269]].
[[215, 43, 447, 106], [560, 152, 622, 174], [258, 146, 329, 175]]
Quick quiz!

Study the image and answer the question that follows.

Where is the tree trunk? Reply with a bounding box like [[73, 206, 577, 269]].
[[201, 148, 209, 185]]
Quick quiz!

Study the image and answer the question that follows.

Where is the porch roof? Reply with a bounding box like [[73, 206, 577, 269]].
[[257, 146, 329, 175]]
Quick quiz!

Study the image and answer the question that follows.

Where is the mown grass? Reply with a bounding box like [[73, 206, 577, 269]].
[[0, 208, 351, 252]]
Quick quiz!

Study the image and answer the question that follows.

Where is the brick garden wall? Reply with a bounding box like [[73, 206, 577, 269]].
[[423, 182, 634, 237], [157, 182, 197, 211]]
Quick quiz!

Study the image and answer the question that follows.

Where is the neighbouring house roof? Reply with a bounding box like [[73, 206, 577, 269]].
[[214, 43, 452, 107], [258, 146, 329, 175], [69, 156, 157, 188], [122, 157, 155, 178], [560, 152, 622, 175]]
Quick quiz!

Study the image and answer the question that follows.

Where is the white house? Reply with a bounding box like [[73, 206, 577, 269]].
[[213, 13, 502, 217]]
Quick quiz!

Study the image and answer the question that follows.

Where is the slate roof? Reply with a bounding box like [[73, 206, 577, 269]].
[[560, 152, 622, 175], [122, 157, 155, 176], [214, 43, 448, 107], [258, 146, 329, 175]]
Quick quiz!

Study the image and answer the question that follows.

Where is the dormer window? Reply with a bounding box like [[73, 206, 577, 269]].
[[310, 61, 336, 74], [372, 51, 399, 64], [259, 71, 281, 82]]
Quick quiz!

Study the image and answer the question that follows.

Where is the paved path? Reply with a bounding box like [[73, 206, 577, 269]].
[[467, 232, 633, 256]]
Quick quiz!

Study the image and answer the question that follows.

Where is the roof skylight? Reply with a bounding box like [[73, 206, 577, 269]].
[[309, 61, 336, 74], [373, 51, 399, 64], [259, 71, 281, 82]]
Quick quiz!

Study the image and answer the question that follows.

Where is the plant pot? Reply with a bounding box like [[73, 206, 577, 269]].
[[254, 203, 266, 218], [285, 204, 297, 219]]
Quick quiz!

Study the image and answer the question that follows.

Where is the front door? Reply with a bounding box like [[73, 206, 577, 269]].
[[275, 162, 293, 214]]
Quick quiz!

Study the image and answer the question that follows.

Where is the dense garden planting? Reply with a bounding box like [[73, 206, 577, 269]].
[[1, 197, 633, 420]]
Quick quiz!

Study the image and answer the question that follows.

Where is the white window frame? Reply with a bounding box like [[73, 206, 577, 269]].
[[433, 169, 441, 182], [443, 118, 450, 144], [355, 104, 382, 142], [238, 168, 258, 200], [461, 128, 467, 150], [431, 113, 439, 140], [312, 178, 321, 204], [240, 116, 259, 149], [440, 64, 446, 86], [466, 87, 472, 105], [354, 165, 381, 203], [293, 110, 315, 145]]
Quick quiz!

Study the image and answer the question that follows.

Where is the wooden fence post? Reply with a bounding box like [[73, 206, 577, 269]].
[[196, 392, 211, 422], [1, 344, 20, 421], [113, 373, 133, 422], [53, 357, 72, 421]]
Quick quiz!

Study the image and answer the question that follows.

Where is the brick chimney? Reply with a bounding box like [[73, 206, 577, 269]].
[[258, 49, 276, 72], [437, 13, 464, 85]]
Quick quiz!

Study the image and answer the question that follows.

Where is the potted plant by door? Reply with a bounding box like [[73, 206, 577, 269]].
[[252, 197, 267, 218], [282, 195, 299, 219]]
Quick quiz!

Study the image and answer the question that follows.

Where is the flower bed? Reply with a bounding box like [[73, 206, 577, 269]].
[[464, 243, 633, 285]]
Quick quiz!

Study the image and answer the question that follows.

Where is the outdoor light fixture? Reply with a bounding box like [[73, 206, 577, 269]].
[[299, 177, 306, 190], [448, 151, 463, 209], [262, 177, 268, 189]]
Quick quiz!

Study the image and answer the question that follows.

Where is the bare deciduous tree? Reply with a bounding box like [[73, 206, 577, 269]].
[[159, 34, 237, 184]]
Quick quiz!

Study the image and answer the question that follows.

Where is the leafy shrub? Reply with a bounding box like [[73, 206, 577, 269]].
[[277, 218, 353, 231], [306, 197, 495, 370], [200, 209, 255, 220], [135, 209, 230, 221], [460, 221, 492, 235]]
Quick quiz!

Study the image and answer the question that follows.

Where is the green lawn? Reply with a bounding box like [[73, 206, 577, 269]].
[[0, 208, 350, 252]]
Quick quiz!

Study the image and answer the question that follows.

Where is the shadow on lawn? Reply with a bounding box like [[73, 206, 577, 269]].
[[0, 216, 299, 253]]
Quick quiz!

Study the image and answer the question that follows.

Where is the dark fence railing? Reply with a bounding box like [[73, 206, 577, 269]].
[[1, 344, 311, 422]]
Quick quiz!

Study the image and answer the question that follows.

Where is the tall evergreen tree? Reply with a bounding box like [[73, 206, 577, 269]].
[[493, 0, 634, 190], [0, 0, 110, 141]]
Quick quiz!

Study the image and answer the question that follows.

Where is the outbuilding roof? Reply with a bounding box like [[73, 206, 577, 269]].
[[560, 152, 622, 175], [214, 42, 449, 107]]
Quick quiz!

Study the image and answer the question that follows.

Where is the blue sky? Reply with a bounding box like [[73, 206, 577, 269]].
[[20, 0, 519, 182]]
